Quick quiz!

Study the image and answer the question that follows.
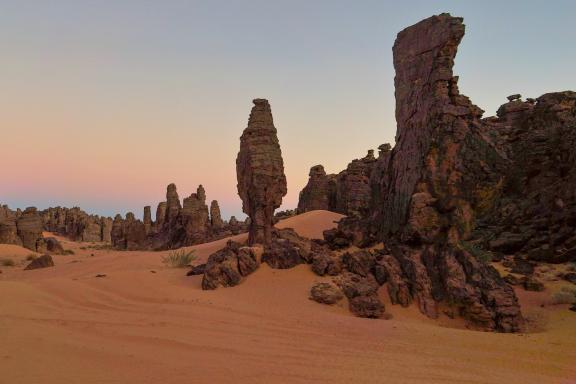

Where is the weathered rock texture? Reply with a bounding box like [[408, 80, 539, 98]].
[[297, 165, 336, 213], [210, 200, 224, 229], [16, 207, 44, 251], [41, 207, 112, 243], [236, 99, 287, 245], [201, 241, 260, 290], [297, 150, 380, 217], [0, 205, 22, 246], [321, 14, 530, 332]]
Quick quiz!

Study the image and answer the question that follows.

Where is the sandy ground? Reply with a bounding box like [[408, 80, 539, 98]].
[[1, 210, 575, 384]]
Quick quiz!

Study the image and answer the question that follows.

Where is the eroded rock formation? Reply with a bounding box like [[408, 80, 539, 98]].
[[297, 165, 335, 213], [322, 14, 527, 331], [210, 200, 224, 229], [16, 207, 44, 251], [236, 99, 287, 245], [41, 206, 112, 243]]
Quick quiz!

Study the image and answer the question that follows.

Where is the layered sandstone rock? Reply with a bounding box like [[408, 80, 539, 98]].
[[40, 206, 112, 243], [236, 99, 287, 245], [155, 202, 167, 230], [143, 206, 152, 235], [201, 241, 260, 290], [297, 150, 382, 217], [181, 185, 210, 243], [165, 183, 182, 228], [210, 200, 224, 229], [474, 92, 576, 263], [324, 14, 524, 331], [16, 207, 44, 251], [297, 165, 336, 213], [0, 205, 22, 246]]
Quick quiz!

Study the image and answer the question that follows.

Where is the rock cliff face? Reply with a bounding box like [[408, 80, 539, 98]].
[[210, 200, 224, 229], [473, 92, 576, 263], [143, 206, 152, 235], [165, 183, 182, 228], [236, 99, 287, 245], [0, 205, 22, 246], [297, 165, 335, 213], [297, 150, 381, 217], [181, 185, 210, 243], [41, 207, 112, 242], [325, 14, 525, 332], [16, 207, 44, 251]]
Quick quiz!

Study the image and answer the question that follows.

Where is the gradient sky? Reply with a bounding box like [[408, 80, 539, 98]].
[[2, 1, 575, 220]]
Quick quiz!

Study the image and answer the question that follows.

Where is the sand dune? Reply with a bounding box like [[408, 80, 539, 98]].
[[1, 210, 575, 383]]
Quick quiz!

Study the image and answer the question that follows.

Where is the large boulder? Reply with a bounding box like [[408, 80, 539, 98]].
[[309, 282, 344, 305], [201, 241, 260, 290], [24, 254, 54, 270]]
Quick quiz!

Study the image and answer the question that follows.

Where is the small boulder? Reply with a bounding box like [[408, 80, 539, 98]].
[[349, 295, 385, 319], [342, 250, 375, 277], [522, 277, 545, 292], [24, 254, 54, 270], [44, 237, 64, 254], [186, 263, 206, 276], [310, 249, 342, 276], [309, 282, 344, 305]]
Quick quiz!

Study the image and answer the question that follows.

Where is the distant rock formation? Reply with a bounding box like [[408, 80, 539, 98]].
[[143, 206, 152, 235], [236, 99, 287, 245], [16, 207, 44, 251], [41, 206, 112, 243], [210, 200, 224, 229], [297, 150, 380, 217], [181, 185, 210, 243], [109, 183, 247, 250], [0, 205, 22, 246], [297, 165, 335, 213]]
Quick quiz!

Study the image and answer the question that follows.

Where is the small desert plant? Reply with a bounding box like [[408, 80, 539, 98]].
[[551, 286, 576, 305], [1, 258, 15, 267], [161, 249, 197, 268], [62, 249, 75, 255], [25, 254, 37, 261]]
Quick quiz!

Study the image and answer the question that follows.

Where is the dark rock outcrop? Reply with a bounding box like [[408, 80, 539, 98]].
[[16, 207, 44, 251], [40, 206, 112, 243], [334, 273, 385, 318], [297, 165, 336, 213], [201, 241, 260, 290], [143, 206, 152, 235], [236, 99, 287, 245], [323, 14, 524, 332], [24, 254, 54, 270], [0, 205, 22, 246], [210, 200, 224, 229]]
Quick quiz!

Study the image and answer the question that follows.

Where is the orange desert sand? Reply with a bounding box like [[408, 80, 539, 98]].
[[1, 210, 575, 384]]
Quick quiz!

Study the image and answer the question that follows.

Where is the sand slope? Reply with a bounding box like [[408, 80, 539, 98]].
[[1, 210, 575, 383]]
